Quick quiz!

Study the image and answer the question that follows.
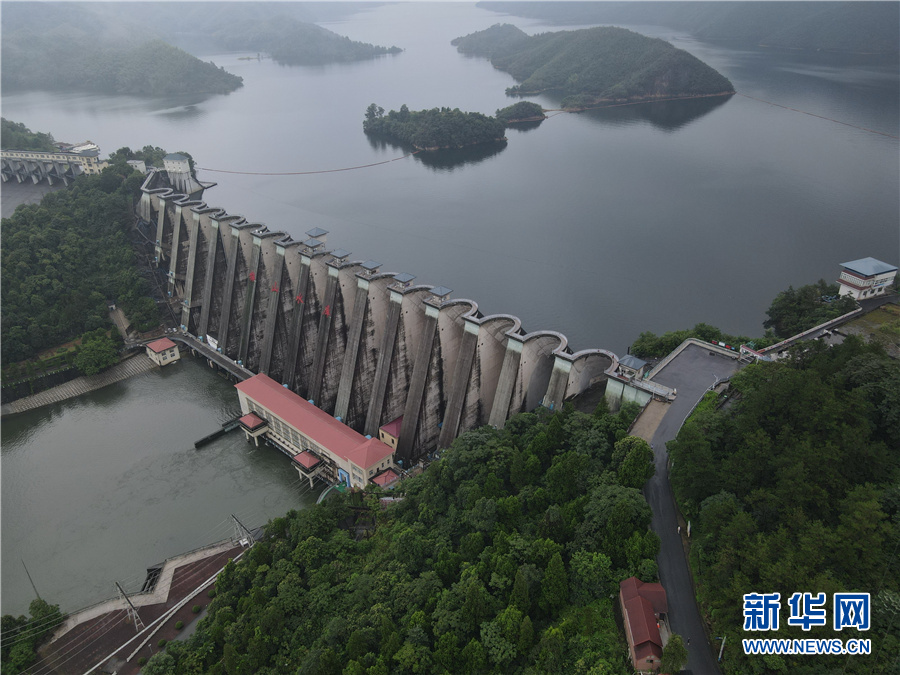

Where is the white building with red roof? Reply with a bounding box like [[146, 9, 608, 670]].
[[619, 576, 669, 672], [145, 337, 180, 367], [234, 374, 396, 489]]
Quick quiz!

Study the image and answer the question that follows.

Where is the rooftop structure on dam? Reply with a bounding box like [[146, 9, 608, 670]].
[[138, 170, 632, 461]]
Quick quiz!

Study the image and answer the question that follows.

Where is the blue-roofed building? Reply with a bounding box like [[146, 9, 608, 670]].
[[837, 257, 897, 300]]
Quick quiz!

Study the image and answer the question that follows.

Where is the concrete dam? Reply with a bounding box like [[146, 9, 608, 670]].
[[139, 171, 619, 464]]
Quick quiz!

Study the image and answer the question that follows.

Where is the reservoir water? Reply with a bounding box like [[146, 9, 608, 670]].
[[1, 3, 898, 615], [1, 357, 318, 615]]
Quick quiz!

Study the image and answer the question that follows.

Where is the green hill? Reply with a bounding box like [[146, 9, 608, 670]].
[[477, 2, 900, 54], [210, 16, 401, 66], [453, 25, 734, 109], [1, 36, 242, 96]]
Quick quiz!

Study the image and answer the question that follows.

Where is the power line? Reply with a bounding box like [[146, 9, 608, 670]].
[[193, 91, 893, 179], [197, 149, 421, 176]]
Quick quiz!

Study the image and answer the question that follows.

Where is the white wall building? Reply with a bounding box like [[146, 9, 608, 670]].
[[837, 257, 898, 300]]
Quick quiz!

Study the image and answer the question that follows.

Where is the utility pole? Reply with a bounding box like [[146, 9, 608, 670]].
[[231, 514, 255, 548], [116, 582, 145, 633], [21, 559, 41, 601]]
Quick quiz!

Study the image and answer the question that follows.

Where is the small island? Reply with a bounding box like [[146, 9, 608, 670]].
[[363, 104, 506, 151], [495, 101, 547, 124], [452, 24, 734, 109]]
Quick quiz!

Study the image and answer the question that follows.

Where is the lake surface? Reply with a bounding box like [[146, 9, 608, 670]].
[[1, 357, 318, 615], [1, 1, 898, 615], [3, 2, 896, 354]]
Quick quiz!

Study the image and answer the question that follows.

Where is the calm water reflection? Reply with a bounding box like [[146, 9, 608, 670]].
[[1, 357, 318, 615]]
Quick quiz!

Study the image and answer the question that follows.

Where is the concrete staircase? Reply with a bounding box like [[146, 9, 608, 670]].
[[2, 354, 158, 416]]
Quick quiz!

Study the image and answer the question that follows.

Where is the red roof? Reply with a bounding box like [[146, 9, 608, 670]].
[[620, 576, 668, 615], [292, 451, 321, 469], [146, 337, 177, 353], [380, 416, 403, 438], [371, 469, 399, 487], [235, 374, 394, 470], [625, 595, 663, 649], [239, 412, 267, 430]]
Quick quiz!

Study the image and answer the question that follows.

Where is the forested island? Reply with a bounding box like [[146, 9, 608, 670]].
[[121, 403, 682, 674], [452, 24, 734, 109], [478, 2, 900, 55], [496, 102, 547, 124], [1, 38, 242, 96], [363, 104, 507, 151]]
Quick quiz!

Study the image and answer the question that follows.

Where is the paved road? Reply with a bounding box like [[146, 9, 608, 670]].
[[644, 344, 743, 674]]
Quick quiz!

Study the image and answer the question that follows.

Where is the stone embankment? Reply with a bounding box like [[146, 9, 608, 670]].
[[0, 353, 157, 416]]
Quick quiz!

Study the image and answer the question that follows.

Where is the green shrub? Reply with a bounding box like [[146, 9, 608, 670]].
[[175, 620, 184, 630], [157, 639, 167, 648], [192, 604, 201, 613], [138, 657, 147, 666], [207, 587, 216, 598]]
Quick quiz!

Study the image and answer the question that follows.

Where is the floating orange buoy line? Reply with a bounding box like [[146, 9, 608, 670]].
[[736, 93, 898, 139]]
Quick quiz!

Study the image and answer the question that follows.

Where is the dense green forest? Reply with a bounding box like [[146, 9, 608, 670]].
[[763, 280, 857, 339], [452, 25, 734, 109], [478, 2, 900, 55], [630, 322, 770, 359], [1, 36, 242, 96], [138, 403, 664, 674], [363, 104, 507, 150], [495, 102, 546, 124], [1, 151, 160, 364], [668, 337, 900, 674], [0, 598, 65, 675], [0, 118, 56, 152]]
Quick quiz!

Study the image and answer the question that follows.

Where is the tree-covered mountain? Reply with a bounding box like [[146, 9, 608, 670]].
[[452, 25, 734, 109], [0, 2, 400, 86], [211, 16, 401, 66], [133, 402, 666, 674], [363, 104, 507, 150], [668, 337, 899, 674], [478, 2, 900, 54], [1, 36, 242, 96]]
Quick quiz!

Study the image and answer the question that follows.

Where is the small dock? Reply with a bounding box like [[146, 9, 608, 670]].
[[194, 416, 243, 448]]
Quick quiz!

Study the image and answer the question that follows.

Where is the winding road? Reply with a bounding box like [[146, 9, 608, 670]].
[[642, 344, 743, 674]]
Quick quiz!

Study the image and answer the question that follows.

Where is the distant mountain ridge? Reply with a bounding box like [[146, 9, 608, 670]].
[[453, 24, 734, 109], [1, 2, 401, 96], [478, 2, 900, 54]]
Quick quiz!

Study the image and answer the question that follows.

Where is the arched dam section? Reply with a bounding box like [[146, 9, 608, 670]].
[[139, 172, 619, 464]]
